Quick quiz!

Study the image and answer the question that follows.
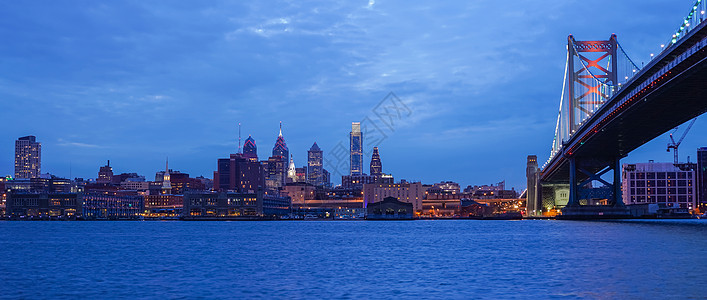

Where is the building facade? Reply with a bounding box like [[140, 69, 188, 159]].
[[622, 162, 697, 210], [14, 136, 41, 179], [242, 135, 258, 162], [350, 122, 363, 175], [183, 191, 290, 219]]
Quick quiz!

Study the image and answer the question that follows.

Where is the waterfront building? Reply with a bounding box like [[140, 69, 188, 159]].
[[370, 147, 382, 176], [366, 196, 413, 220], [362, 181, 424, 211], [307, 142, 324, 186], [183, 191, 290, 219], [81, 192, 143, 220], [144, 194, 183, 216], [6, 193, 80, 219], [14, 136, 41, 179], [97, 160, 114, 184], [350, 122, 363, 175], [243, 135, 258, 162], [4, 176, 72, 194], [622, 162, 697, 209], [698, 147, 707, 212], [526, 155, 539, 216]]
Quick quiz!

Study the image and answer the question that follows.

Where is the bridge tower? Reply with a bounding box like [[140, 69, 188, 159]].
[[567, 34, 617, 131], [557, 35, 628, 218]]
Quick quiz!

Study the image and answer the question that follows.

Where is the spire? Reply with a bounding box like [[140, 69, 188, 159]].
[[279, 121, 283, 137], [166, 157, 169, 173], [238, 122, 242, 154]]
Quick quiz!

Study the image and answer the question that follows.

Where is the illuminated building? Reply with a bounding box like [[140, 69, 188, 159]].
[[622, 162, 697, 209], [97, 160, 113, 184], [14, 136, 41, 179], [698, 147, 707, 212], [272, 122, 289, 162], [282, 182, 316, 206], [307, 142, 324, 186], [350, 122, 363, 175], [162, 159, 171, 193], [370, 147, 382, 176], [342, 174, 394, 190], [81, 192, 143, 220], [264, 155, 286, 189], [295, 167, 307, 183], [243, 135, 258, 162], [363, 181, 423, 211], [155, 170, 206, 194], [183, 191, 290, 219], [287, 155, 297, 183], [6, 193, 80, 219], [429, 181, 460, 194]]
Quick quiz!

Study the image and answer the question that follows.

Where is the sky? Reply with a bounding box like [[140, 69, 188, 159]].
[[1, 0, 704, 190]]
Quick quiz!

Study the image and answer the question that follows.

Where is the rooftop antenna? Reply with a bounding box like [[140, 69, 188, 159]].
[[238, 122, 242, 154]]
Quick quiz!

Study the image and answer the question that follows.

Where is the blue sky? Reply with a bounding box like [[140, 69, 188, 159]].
[[1, 0, 703, 189]]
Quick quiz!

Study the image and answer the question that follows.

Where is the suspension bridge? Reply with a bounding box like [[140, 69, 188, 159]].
[[528, 0, 707, 218]]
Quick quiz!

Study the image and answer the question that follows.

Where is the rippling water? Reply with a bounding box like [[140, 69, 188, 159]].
[[1, 220, 706, 299]]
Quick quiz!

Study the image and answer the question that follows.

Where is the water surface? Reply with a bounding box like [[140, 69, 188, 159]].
[[1, 220, 705, 299]]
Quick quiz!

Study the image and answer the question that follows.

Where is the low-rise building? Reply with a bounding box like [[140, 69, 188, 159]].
[[366, 196, 413, 220], [363, 181, 423, 211], [183, 191, 290, 219], [622, 162, 697, 210], [6, 193, 81, 219]]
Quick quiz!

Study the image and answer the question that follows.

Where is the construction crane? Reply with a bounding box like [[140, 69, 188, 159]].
[[667, 117, 697, 164]]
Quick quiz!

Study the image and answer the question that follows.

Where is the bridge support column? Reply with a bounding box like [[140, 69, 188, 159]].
[[568, 157, 578, 207], [613, 157, 625, 207]]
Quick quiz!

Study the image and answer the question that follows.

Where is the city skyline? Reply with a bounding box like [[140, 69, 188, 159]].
[[1, 1, 705, 189]]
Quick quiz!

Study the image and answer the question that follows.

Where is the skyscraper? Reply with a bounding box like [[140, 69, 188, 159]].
[[243, 135, 258, 162], [14, 136, 41, 179], [307, 142, 323, 186], [272, 122, 289, 160], [370, 147, 382, 176], [350, 122, 363, 176]]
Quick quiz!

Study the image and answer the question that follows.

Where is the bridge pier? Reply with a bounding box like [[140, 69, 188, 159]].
[[560, 156, 629, 219]]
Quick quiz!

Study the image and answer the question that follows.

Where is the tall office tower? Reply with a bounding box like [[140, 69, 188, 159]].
[[97, 160, 114, 183], [350, 122, 363, 175], [697, 147, 707, 209], [14, 136, 41, 179], [243, 135, 258, 162], [526, 155, 538, 215], [307, 142, 323, 186], [370, 147, 382, 176]]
